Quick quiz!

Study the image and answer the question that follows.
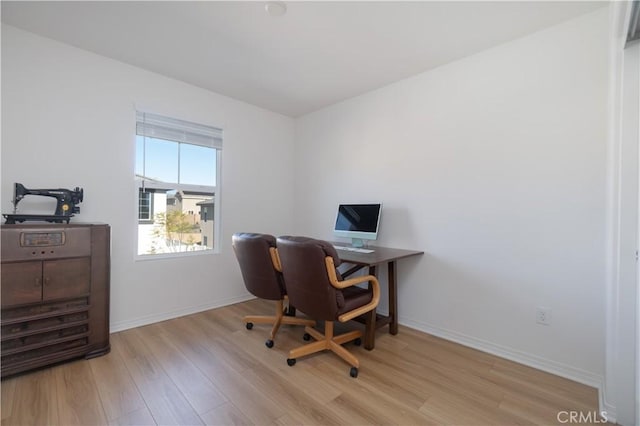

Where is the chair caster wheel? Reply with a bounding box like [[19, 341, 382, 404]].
[[287, 358, 296, 367], [245, 322, 253, 330], [303, 333, 311, 341], [265, 339, 274, 348], [354, 338, 362, 346], [350, 367, 358, 378]]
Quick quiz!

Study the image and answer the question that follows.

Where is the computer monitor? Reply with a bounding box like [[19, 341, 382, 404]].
[[333, 203, 382, 248]]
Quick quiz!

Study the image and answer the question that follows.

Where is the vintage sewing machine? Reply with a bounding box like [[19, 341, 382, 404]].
[[3, 183, 84, 224]]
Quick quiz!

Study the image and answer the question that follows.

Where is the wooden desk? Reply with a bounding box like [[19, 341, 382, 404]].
[[335, 244, 423, 350]]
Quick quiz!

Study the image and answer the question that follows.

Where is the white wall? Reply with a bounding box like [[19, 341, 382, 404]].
[[295, 8, 609, 388], [1, 25, 295, 331]]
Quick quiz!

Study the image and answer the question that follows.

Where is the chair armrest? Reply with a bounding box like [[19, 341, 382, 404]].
[[325, 257, 380, 322], [270, 247, 283, 272]]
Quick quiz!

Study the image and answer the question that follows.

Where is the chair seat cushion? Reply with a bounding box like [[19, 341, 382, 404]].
[[338, 286, 373, 317]]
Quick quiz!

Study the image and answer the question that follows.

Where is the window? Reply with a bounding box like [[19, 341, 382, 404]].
[[135, 111, 222, 257], [138, 189, 153, 221]]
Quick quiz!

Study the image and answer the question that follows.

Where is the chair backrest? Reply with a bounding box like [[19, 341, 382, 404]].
[[276, 236, 343, 321], [232, 233, 285, 301]]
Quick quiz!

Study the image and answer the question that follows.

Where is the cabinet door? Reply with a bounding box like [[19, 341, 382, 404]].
[[1, 262, 42, 307], [42, 258, 91, 301]]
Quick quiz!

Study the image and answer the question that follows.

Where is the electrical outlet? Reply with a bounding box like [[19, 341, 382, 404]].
[[536, 307, 551, 325]]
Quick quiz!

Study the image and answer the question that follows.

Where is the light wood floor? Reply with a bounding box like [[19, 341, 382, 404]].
[[1, 299, 603, 425]]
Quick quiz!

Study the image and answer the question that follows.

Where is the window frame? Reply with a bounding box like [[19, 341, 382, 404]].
[[134, 111, 222, 260]]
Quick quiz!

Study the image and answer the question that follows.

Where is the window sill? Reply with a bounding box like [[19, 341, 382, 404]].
[[135, 248, 217, 261]]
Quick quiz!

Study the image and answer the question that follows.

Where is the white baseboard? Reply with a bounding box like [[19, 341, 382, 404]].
[[398, 315, 613, 422], [601, 399, 617, 425], [109, 294, 255, 333]]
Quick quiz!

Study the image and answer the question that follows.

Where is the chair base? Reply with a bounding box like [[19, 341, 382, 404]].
[[288, 321, 362, 368], [243, 299, 315, 342]]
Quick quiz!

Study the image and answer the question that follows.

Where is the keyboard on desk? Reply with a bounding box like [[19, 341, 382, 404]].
[[332, 245, 374, 254]]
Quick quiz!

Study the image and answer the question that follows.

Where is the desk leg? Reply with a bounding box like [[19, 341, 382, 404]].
[[388, 261, 398, 335], [364, 265, 377, 350], [367, 265, 376, 290], [364, 308, 376, 350]]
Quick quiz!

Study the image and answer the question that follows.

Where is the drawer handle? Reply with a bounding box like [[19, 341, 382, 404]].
[[35, 277, 41, 288], [43, 277, 51, 286]]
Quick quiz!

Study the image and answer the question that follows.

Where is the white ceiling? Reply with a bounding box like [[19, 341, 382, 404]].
[[1, 1, 606, 117]]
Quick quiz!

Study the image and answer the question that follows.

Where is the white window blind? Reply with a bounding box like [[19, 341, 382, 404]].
[[136, 111, 223, 149]]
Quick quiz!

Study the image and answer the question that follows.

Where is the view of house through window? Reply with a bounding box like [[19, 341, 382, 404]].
[[135, 112, 222, 256]]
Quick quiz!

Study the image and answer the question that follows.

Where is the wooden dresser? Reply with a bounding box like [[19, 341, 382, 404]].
[[1, 223, 110, 377]]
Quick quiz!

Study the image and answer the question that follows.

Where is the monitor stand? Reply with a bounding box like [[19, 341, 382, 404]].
[[351, 238, 365, 248]]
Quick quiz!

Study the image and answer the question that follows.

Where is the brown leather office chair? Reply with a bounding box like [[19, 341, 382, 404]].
[[276, 236, 380, 377], [232, 233, 315, 348]]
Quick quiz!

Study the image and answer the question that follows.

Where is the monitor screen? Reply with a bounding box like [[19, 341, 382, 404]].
[[333, 203, 382, 246]]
